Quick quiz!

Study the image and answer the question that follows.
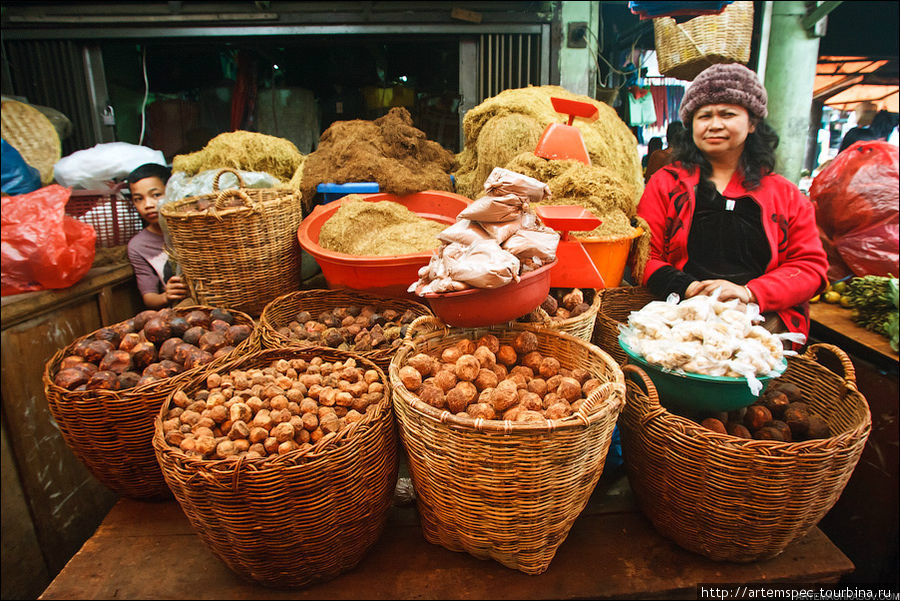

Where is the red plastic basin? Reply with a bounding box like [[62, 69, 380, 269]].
[[423, 260, 555, 328], [297, 190, 471, 298]]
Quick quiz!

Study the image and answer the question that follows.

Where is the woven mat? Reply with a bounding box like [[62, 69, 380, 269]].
[[1, 99, 61, 185]]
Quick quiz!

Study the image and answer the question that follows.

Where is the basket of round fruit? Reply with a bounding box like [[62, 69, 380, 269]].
[[42, 305, 255, 499]]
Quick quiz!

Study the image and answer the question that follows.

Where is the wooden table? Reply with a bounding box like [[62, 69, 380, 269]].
[[39, 471, 854, 600], [809, 302, 897, 365]]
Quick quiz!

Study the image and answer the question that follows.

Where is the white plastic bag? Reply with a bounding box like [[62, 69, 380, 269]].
[[53, 143, 166, 190]]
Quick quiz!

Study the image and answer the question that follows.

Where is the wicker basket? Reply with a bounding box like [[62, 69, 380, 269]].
[[653, 0, 754, 81], [42, 305, 257, 499], [619, 343, 871, 562], [152, 347, 398, 589], [160, 169, 304, 316], [520, 288, 601, 342], [592, 285, 658, 366], [391, 318, 626, 574], [257, 289, 433, 371]]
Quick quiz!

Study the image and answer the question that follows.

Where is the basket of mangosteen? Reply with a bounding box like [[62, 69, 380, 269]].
[[618, 343, 871, 562], [42, 305, 256, 499], [516, 287, 601, 343], [257, 289, 433, 371]]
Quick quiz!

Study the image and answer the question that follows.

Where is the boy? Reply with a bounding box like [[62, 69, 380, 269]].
[[125, 163, 189, 308]]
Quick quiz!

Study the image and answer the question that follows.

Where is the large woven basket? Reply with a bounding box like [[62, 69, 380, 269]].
[[653, 0, 754, 81], [619, 343, 871, 562], [391, 318, 626, 574], [257, 288, 433, 371], [152, 347, 397, 589], [520, 288, 601, 342], [592, 285, 658, 366], [160, 169, 304, 316], [42, 305, 256, 499]]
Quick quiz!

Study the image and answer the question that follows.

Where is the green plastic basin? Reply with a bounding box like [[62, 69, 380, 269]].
[[618, 334, 787, 414]]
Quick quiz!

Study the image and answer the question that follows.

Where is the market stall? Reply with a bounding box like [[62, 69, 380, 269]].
[[2, 2, 898, 599]]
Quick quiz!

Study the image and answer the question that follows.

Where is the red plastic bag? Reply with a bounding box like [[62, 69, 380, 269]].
[[2, 185, 96, 296], [810, 141, 899, 278]]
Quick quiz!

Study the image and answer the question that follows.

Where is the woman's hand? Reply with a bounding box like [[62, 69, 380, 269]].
[[685, 279, 754, 304], [164, 276, 189, 304]]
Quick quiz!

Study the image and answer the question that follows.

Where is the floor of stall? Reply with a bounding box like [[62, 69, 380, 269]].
[[39, 466, 853, 600]]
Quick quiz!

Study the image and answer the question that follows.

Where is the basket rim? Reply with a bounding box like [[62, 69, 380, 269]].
[[153, 346, 392, 471], [258, 288, 432, 355], [391, 319, 626, 433], [159, 185, 299, 219], [622, 356, 872, 452], [43, 304, 256, 400]]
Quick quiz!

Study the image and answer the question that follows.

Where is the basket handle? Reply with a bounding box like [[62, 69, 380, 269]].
[[575, 380, 626, 425], [622, 364, 667, 425], [404, 315, 448, 340], [212, 168, 245, 192], [801, 343, 857, 387], [211, 188, 264, 219]]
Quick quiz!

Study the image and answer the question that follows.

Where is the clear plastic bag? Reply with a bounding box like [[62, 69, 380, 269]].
[[163, 168, 282, 203], [483, 167, 552, 203]]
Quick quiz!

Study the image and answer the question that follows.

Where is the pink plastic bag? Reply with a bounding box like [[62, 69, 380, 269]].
[[810, 141, 899, 278], [2, 185, 97, 295]]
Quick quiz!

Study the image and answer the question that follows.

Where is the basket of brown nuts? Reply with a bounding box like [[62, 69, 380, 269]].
[[152, 347, 397, 589], [257, 288, 432, 370], [390, 317, 626, 574], [619, 343, 871, 562], [518, 287, 601, 342], [592, 285, 658, 365], [42, 305, 256, 499]]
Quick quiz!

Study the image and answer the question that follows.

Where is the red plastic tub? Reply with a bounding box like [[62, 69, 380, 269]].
[[297, 191, 471, 298], [423, 260, 555, 328]]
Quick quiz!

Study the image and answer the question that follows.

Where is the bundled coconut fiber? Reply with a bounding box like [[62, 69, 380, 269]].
[[318, 195, 445, 256], [455, 85, 643, 206], [172, 130, 303, 182], [299, 107, 454, 213]]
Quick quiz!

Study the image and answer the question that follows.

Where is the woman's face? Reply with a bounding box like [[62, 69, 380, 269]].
[[691, 103, 756, 160], [130, 176, 166, 226]]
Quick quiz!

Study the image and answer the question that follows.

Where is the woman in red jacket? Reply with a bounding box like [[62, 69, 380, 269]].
[[637, 63, 828, 337]]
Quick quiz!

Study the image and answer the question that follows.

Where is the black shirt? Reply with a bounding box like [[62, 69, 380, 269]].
[[647, 180, 771, 299]]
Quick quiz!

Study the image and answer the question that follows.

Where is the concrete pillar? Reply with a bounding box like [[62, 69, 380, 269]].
[[558, 1, 599, 97], [763, 1, 821, 184]]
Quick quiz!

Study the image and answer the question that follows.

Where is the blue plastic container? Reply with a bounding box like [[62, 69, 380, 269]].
[[315, 182, 380, 205]]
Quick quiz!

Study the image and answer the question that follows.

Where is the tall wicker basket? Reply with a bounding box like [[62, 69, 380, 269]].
[[153, 347, 398, 589], [257, 288, 433, 371], [160, 169, 304, 316], [42, 305, 256, 499], [619, 344, 871, 562], [391, 318, 626, 574], [653, 0, 754, 81]]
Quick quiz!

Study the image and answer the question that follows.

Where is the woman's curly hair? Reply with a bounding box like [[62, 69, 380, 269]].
[[673, 118, 779, 190]]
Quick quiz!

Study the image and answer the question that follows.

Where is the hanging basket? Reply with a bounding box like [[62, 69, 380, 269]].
[[160, 169, 304, 316], [619, 344, 871, 562], [653, 0, 754, 81]]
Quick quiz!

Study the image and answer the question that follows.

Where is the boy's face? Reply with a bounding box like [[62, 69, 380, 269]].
[[130, 176, 166, 226]]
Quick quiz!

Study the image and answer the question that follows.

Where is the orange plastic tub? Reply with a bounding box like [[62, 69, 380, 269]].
[[297, 191, 470, 298], [576, 227, 643, 288], [423, 261, 555, 328]]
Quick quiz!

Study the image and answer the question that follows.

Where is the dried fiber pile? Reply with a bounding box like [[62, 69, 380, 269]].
[[318, 195, 445, 257], [454, 85, 643, 207], [172, 130, 303, 182], [299, 107, 455, 213]]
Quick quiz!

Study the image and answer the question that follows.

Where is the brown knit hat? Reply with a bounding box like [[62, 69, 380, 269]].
[[679, 63, 768, 123]]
